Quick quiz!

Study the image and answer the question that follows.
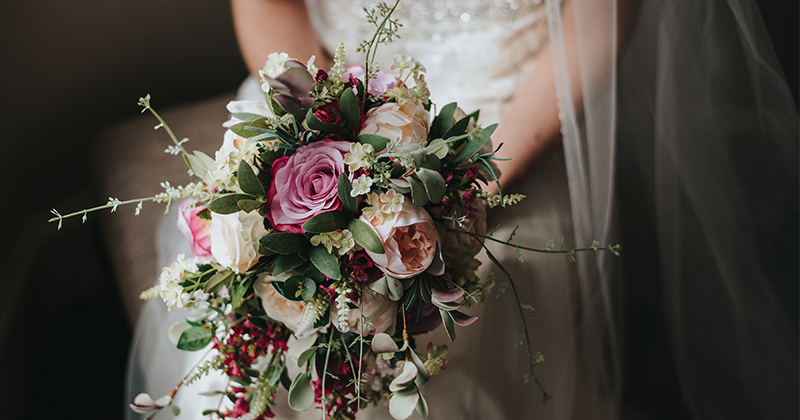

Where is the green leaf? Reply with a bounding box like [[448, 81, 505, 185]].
[[207, 193, 255, 215], [308, 245, 341, 280], [407, 176, 429, 207], [340, 87, 361, 131], [202, 409, 221, 417], [260, 232, 309, 255], [183, 151, 217, 184], [269, 360, 286, 387], [273, 253, 306, 275], [231, 278, 250, 309], [416, 168, 446, 204], [170, 404, 181, 416], [337, 173, 358, 213], [301, 211, 351, 233], [430, 102, 457, 139], [348, 219, 384, 254], [288, 371, 315, 411], [230, 118, 270, 138], [416, 391, 429, 417], [231, 112, 265, 122], [389, 386, 420, 420], [280, 364, 292, 390], [177, 326, 213, 351], [389, 178, 411, 194], [358, 134, 391, 152], [440, 308, 456, 342], [238, 160, 265, 197], [204, 270, 234, 293], [284, 275, 317, 300], [237, 198, 263, 213], [448, 123, 498, 168], [296, 346, 318, 368]]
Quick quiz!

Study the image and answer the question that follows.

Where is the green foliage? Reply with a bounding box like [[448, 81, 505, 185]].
[[204, 270, 234, 293], [260, 232, 309, 255], [430, 102, 457, 139], [301, 211, 351, 233], [448, 123, 497, 168], [177, 326, 213, 351], [358, 133, 391, 152], [407, 175, 429, 206], [238, 160, 265, 197], [272, 253, 307, 275], [309, 245, 342, 280], [207, 193, 256, 214], [340, 87, 361, 131], [288, 371, 315, 411], [416, 167, 446, 203], [337, 173, 359, 213], [347, 218, 384, 254]]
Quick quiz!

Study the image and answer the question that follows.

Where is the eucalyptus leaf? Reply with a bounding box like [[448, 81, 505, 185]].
[[296, 346, 318, 368], [389, 178, 411, 193], [337, 173, 358, 213], [409, 348, 430, 385], [448, 123, 498, 168], [288, 371, 315, 411], [202, 409, 220, 416], [340, 87, 361, 131], [407, 176, 429, 207], [308, 245, 341, 280], [389, 386, 420, 420], [183, 151, 217, 184], [430, 102, 457, 139], [358, 133, 390, 152], [207, 193, 255, 215], [348, 219, 384, 254], [416, 390, 429, 417], [238, 160, 265, 197], [170, 404, 181, 416], [451, 310, 479, 326], [177, 326, 213, 351], [416, 168, 446, 204], [440, 308, 456, 342], [273, 253, 306, 275], [260, 232, 309, 255], [301, 211, 350, 233], [231, 112, 265, 122], [386, 276, 405, 302], [389, 362, 418, 392]]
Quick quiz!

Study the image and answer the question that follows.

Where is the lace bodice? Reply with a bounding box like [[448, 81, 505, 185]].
[[305, 0, 549, 124]]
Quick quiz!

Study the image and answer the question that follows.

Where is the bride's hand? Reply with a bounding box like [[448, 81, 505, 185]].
[[485, 42, 563, 196], [231, 0, 329, 77]]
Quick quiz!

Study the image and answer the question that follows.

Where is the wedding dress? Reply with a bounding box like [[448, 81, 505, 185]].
[[128, 1, 604, 419]]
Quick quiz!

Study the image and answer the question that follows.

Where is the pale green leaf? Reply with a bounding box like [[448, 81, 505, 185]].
[[308, 245, 341, 280], [176, 326, 213, 351], [348, 219, 384, 254], [207, 193, 255, 215], [416, 168, 446, 204], [288, 371, 314, 411]]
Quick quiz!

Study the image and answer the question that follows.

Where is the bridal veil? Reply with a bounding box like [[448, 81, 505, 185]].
[[546, 0, 799, 418]]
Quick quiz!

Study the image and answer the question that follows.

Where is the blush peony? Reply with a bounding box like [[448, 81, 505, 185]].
[[359, 102, 430, 153], [362, 199, 444, 279], [266, 140, 352, 233]]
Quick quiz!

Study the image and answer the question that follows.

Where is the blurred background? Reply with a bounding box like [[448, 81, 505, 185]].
[[0, 1, 794, 420]]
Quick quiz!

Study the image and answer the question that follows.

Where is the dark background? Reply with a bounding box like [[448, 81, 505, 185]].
[[0, 1, 795, 420]]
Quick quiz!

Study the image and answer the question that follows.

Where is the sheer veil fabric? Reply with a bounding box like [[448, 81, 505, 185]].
[[546, 0, 799, 418]]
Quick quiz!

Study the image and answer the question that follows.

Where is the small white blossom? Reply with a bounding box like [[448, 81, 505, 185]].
[[295, 293, 329, 337], [351, 174, 374, 197], [344, 142, 374, 172], [310, 230, 356, 256], [335, 285, 353, 332], [159, 254, 191, 310]]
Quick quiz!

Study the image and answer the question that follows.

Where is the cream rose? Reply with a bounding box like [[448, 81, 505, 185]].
[[253, 272, 306, 332], [209, 210, 268, 273], [362, 200, 444, 279], [360, 102, 430, 153], [333, 291, 397, 336]]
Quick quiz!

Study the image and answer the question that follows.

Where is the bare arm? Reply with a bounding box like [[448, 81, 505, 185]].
[[231, 0, 329, 77]]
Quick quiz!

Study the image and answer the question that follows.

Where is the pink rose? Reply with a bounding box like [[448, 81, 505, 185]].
[[177, 199, 212, 262], [343, 65, 397, 96], [361, 200, 444, 279], [266, 140, 353, 233], [359, 102, 430, 153]]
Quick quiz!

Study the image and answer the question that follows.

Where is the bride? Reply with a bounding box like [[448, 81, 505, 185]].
[[126, 0, 798, 419]]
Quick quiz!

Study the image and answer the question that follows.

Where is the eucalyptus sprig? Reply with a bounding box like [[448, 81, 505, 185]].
[[356, 0, 402, 97]]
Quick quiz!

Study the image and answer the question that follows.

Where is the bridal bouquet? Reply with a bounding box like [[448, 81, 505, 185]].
[[50, 2, 616, 420]]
